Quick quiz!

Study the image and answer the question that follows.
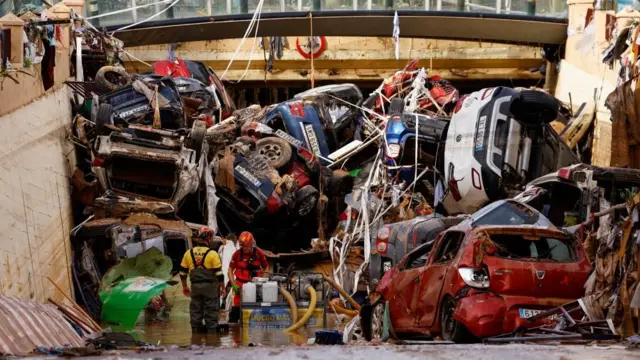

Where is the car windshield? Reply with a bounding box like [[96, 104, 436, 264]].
[[488, 234, 576, 262], [471, 201, 551, 227]]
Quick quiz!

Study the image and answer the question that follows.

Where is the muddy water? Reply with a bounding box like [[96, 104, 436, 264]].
[[126, 279, 328, 347]]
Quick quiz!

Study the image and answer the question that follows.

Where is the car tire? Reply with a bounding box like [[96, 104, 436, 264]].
[[294, 185, 319, 217], [440, 296, 474, 343], [388, 98, 405, 116], [509, 90, 559, 124], [370, 301, 386, 341], [95, 103, 114, 135], [95, 66, 132, 93], [188, 120, 207, 162], [256, 137, 293, 170]]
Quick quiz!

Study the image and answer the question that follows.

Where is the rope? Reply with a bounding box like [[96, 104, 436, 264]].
[[220, 0, 265, 82], [310, 12, 315, 88]]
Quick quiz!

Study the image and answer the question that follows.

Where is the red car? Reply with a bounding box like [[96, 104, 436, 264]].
[[365, 201, 592, 342]]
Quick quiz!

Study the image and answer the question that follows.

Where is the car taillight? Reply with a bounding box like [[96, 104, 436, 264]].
[[92, 158, 104, 167], [376, 226, 390, 255], [558, 167, 571, 180], [339, 208, 358, 221], [266, 193, 282, 213], [458, 267, 490, 288], [387, 144, 401, 159], [453, 95, 468, 114]]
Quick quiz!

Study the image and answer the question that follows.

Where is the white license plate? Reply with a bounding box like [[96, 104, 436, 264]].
[[275, 129, 303, 147]]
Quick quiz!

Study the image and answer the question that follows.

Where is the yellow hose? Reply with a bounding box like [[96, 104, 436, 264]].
[[333, 303, 359, 317], [284, 286, 316, 333], [279, 286, 298, 324], [322, 274, 361, 311]]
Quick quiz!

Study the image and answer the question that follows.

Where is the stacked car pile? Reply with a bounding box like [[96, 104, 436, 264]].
[[66, 59, 639, 341]]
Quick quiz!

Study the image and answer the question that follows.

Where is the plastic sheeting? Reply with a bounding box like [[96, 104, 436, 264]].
[[0, 295, 84, 356]]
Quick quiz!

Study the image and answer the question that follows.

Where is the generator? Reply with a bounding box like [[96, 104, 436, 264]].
[[240, 271, 327, 330]]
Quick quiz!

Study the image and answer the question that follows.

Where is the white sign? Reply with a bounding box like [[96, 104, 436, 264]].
[[124, 278, 158, 292]]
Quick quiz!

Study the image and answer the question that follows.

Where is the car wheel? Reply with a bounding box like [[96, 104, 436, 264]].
[[95, 103, 114, 135], [440, 296, 473, 343], [370, 301, 386, 341], [256, 137, 293, 170], [95, 66, 132, 93], [295, 185, 319, 217], [188, 120, 207, 162], [509, 90, 559, 124]]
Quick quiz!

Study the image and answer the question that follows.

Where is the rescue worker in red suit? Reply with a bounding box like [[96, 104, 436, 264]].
[[180, 227, 226, 333], [228, 231, 268, 323]]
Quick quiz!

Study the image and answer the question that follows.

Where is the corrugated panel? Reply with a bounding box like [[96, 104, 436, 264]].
[[0, 295, 84, 356]]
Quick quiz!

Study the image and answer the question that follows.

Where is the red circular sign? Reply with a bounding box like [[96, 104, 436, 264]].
[[296, 36, 327, 59]]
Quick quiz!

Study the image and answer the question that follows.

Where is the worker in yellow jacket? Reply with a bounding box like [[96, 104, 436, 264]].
[[180, 227, 226, 333]]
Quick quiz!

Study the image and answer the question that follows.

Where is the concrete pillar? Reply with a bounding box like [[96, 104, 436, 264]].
[[456, 0, 465, 11], [313, 0, 322, 10], [63, 0, 85, 16], [0, 13, 25, 69], [240, 0, 249, 13]]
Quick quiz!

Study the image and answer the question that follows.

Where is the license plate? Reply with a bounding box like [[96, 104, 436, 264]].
[[235, 165, 261, 187], [275, 129, 303, 147], [474, 116, 487, 151], [519, 308, 542, 319]]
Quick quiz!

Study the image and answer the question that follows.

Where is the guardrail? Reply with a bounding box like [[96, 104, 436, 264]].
[[84, 0, 567, 28]]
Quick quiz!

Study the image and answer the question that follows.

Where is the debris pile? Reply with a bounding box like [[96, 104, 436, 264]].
[[45, 12, 639, 343]]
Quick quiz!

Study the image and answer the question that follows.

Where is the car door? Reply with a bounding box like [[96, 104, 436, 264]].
[[389, 244, 432, 330], [414, 230, 467, 328]]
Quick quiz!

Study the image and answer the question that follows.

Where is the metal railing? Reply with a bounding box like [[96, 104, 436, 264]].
[[83, 0, 567, 28]]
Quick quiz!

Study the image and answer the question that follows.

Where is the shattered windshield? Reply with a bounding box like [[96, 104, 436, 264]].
[[488, 234, 576, 262]]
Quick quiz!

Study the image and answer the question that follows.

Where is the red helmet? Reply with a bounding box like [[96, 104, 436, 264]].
[[197, 227, 214, 242], [238, 231, 255, 248]]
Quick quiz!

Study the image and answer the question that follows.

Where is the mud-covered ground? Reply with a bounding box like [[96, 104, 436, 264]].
[[28, 343, 640, 360]]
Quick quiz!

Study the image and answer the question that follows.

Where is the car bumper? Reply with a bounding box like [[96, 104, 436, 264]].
[[453, 291, 572, 339]]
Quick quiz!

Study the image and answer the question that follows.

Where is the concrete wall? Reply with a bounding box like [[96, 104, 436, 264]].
[[555, 1, 618, 166], [0, 84, 75, 303], [0, 5, 75, 303]]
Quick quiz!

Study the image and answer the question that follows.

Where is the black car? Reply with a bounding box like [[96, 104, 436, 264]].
[[94, 75, 186, 133]]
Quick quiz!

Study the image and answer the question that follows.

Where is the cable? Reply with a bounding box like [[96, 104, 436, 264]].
[[234, 0, 265, 83], [111, 0, 180, 35], [220, 0, 265, 82]]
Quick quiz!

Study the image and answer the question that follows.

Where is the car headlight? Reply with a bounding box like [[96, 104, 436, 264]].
[[458, 267, 490, 288], [387, 144, 401, 159]]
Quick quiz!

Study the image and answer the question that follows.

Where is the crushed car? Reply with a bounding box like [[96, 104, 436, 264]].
[[362, 199, 591, 342], [369, 213, 467, 288], [91, 121, 207, 211], [153, 58, 236, 121], [514, 163, 640, 226], [257, 83, 375, 168], [438, 87, 579, 215]]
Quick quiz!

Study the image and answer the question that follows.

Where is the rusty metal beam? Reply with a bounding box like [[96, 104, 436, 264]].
[[109, 11, 567, 47]]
